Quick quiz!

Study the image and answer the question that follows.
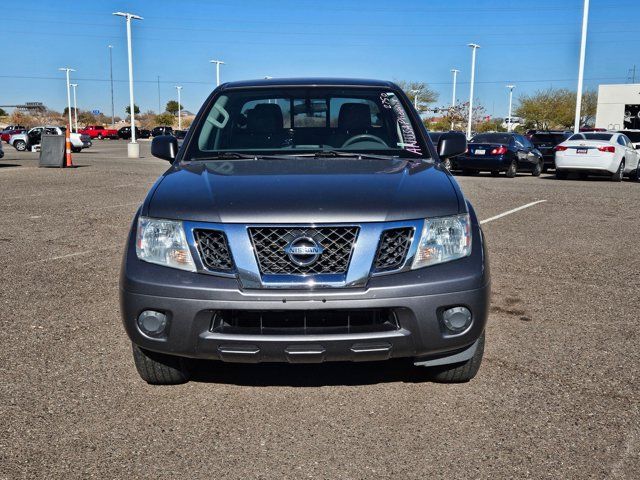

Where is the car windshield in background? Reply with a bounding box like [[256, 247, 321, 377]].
[[186, 87, 427, 160], [619, 131, 640, 142], [470, 133, 512, 144], [570, 133, 613, 141], [531, 134, 566, 144]]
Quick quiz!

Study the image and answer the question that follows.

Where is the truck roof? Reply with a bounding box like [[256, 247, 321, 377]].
[[220, 77, 397, 90]]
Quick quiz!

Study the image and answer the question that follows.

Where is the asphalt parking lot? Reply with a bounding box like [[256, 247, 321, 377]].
[[1, 140, 638, 479]]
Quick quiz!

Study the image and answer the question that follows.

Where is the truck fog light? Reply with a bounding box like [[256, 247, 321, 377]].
[[442, 306, 472, 333], [137, 310, 168, 337]]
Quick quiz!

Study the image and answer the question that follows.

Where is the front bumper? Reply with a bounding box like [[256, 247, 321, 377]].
[[120, 213, 490, 365]]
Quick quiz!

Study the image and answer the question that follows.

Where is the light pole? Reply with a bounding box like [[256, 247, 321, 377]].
[[467, 43, 480, 139], [506, 85, 515, 132], [451, 69, 459, 130], [108, 45, 115, 126], [410, 89, 421, 110], [113, 11, 143, 158], [574, 0, 590, 133], [210, 60, 225, 87], [70, 83, 78, 132], [175, 85, 182, 130], [58, 67, 75, 132]]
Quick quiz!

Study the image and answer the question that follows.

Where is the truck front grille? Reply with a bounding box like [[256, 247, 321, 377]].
[[210, 309, 399, 335], [194, 229, 234, 272], [373, 227, 414, 271], [249, 226, 359, 275]]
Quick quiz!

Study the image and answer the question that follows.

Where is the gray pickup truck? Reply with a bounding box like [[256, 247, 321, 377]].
[[120, 78, 490, 384]]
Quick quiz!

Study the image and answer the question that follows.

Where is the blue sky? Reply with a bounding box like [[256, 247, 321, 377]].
[[2, 0, 638, 119]]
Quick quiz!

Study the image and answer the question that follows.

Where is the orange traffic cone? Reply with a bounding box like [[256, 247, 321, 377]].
[[65, 124, 73, 168]]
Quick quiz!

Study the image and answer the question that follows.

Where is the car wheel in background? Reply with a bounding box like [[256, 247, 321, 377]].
[[611, 160, 624, 182], [97, 134, 103, 140], [462, 169, 476, 176], [131, 343, 190, 385], [490, 170, 500, 176], [556, 170, 568, 180], [14, 140, 27, 152], [629, 164, 639, 181], [542, 165, 549, 173], [532, 160, 542, 177], [71, 146, 81, 153], [505, 160, 517, 178]]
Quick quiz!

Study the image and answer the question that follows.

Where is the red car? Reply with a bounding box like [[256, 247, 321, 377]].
[[78, 125, 119, 139], [1, 128, 26, 143]]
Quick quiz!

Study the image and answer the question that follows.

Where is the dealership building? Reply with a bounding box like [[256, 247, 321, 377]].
[[595, 83, 640, 130]]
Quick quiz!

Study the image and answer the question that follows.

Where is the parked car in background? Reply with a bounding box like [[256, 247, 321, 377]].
[[118, 126, 151, 140], [616, 130, 640, 149], [173, 129, 188, 147], [1, 127, 27, 143], [151, 126, 173, 137], [10, 126, 91, 152], [554, 132, 639, 181], [527, 131, 572, 172], [78, 125, 118, 140], [454, 132, 544, 177], [0, 141, 4, 159]]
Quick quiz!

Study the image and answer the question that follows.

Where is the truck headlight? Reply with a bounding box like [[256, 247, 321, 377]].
[[412, 214, 472, 269], [136, 216, 196, 271]]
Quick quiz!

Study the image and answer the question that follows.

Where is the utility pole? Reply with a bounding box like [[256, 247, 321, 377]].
[[113, 11, 143, 158], [58, 67, 75, 132], [175, 85, 182, 130], [506, 85, 515, 132], [450, 69, 459, 130], [157, 76, 161, 113], [210, 60, 225, 87], [574, 0, 589, 134], [467, 44, 480, 139], [108, 45, 115, 126], [70, 83, 78, 132]]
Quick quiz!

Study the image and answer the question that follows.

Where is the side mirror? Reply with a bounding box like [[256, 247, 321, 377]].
[[151, 135, 179, 162], [437, 131, 467, 159]]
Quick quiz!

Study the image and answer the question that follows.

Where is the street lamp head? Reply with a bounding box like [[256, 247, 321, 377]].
[[70, 83, 78, 87], [58, 67, 76, 72], [468, 43, 481, 49], [506, 84, 515, 90], [451, 68, 460, 73], [210, 60, 225, 65], [113, 11, 143, 20]]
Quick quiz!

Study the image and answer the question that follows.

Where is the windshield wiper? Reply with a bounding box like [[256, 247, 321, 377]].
[[297, 150, 420, 162], [188, 152, 287, 161]]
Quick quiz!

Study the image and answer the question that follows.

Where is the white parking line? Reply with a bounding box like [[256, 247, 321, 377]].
[[480, 200, 547, 224]]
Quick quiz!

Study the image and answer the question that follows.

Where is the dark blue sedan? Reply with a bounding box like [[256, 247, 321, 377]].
[[452, 132, 544, 177]]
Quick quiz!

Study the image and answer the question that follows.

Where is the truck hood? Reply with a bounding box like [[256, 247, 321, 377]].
[[146, 158, 461, 223]]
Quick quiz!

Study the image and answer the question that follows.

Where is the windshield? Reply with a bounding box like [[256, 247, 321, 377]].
[[470, 133, 512, 144], [185, 87, 427, 160], [531, 133, 566, 144], [570, 133, 612, 141]]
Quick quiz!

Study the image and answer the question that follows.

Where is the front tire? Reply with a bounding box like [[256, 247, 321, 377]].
[[505, 160, 517, 178], [132, 343, 190, 385], [532, 159, 542, 176], [612, 160, 624, 182], [424, 332, 485, 383], [14, 140, 27, 152], [97, 134, 103, 140]]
